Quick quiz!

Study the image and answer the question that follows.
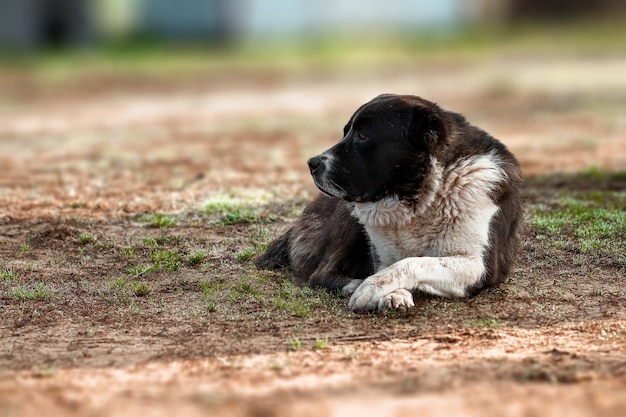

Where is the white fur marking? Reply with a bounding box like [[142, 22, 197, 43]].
[[352, 196, 413, 228], [349, 152, 506, 312]]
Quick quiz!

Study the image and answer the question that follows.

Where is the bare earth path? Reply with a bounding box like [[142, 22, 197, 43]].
[[1, 53, 625, 416]]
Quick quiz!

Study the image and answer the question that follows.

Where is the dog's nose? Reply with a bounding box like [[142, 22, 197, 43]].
[[307, 155, 326, 173]]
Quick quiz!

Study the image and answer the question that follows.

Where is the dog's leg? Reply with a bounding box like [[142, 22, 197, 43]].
[[348, 256, 485, 313]]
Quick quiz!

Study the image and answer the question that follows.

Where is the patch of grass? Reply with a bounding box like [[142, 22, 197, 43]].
[[129, 281, 151, 297], [215, 208, 259, 226], [315, 338, 328, 349], [236, 248, 256, 262], [100, 278, 129, 302], [273, 297, 312, 318], [187, 250, 206, 265], [110, 277, 127, 289], [126, 248, 182, 277], [530, 191, 626, 262], [232, 278, 261, 298], [142, 237, 159, 247], [201, 278, 225, 296], [120, 247, 135, 257], [249, 226, 271, 252], [269, 279, 345, 319], [273, 281, 311, 318], [126, 264, 158, 277], [548, 239, 569, 250], [151, 249, 181, 272], [290, 337, 303, 351], [578, 166, 626, 183], [1, 267, 17, 283], [79, 233, 94, 244], [201, 278, 226, 312], [205, 199, 260, 226], [20, 243, 33, 253], [11, 283, 52, 300], [204, 302, 218, 313], [141, 213, 177, 228]]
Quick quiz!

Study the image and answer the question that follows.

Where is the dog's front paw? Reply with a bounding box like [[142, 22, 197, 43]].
[[348, 280, 386, 313], [348, 281, 414, 313], [383, 288, 414, 310]]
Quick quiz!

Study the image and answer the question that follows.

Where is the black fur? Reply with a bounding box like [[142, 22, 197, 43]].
[[256, 195, 373, 291]]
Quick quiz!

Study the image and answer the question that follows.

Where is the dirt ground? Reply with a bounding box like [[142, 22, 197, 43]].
[[1, 51, 626, 416]]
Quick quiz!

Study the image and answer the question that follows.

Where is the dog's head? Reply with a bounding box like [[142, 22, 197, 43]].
[[308, 94, 447, 202]]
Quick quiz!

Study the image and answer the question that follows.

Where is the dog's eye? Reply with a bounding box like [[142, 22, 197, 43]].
[[357, 132, 368, 141]]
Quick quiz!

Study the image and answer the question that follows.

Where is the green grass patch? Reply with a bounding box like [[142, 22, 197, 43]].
[[530, 190, 626, 262], [141, 213, 177, 228], [127, 249, 183, 277], [315, 338, 329, 349], [126, 264, 158, 277], [79, 233, 94, 244], [1, 267, 17, 283], [142, 237, 159, 247], [120, 247, 135, 257], [187, 250, 207, 265], [130, 281, 151, 297], [269, 280, 341, 319], [110, 277, 127, 289], [290, 337, 303, 351], [236, 248, 256, 262], [150, 249, 181, 272], [233, 279, 261, 298], [204, 195, 265, 226], [201, 277, 226, 312], [11, 283, 52, 300], [211, 207, 259, 226]]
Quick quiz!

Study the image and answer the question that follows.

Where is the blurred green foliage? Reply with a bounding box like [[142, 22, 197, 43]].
[[1, 22, 625, 82]]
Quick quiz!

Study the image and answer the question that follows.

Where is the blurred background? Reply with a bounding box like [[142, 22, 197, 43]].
[[0, 0, 625, 217], [0, 0, 625, 48]]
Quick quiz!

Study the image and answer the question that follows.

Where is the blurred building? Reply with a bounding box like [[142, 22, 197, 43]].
[[137, 0, 244, 41]]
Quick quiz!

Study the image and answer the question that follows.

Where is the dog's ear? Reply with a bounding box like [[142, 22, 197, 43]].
[[408, 106, 446, 150]]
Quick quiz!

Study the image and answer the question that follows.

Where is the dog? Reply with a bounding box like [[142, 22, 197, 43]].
[[256, 94, 522, 313]]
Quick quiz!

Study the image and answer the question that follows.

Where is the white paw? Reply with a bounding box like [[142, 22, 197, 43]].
[[348, 280, 386, 313], [383, 288, 414, 310], [348, 280, 414, 313], [341, 279, 363, 295]]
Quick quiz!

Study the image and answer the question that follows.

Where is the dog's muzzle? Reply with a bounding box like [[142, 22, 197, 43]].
[[307, 154, 328, 176], [307, 154, 339, 198]]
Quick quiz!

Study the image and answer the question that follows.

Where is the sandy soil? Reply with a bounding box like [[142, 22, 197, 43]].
[[1, 53, 625, 416]]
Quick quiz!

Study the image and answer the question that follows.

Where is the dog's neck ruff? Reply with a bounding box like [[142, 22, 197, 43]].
[[414, 156, 443, 216], [351, 157, 442, 228], [351, 196, 413, 228]]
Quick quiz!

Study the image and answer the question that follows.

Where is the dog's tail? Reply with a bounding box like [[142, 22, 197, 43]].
[[255, 229, 292, 270]]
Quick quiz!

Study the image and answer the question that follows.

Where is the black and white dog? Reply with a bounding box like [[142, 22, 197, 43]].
[[256, 94, 522, 313]]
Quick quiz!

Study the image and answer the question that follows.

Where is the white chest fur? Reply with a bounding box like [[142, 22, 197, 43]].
[[352, 153, 504, 270]]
